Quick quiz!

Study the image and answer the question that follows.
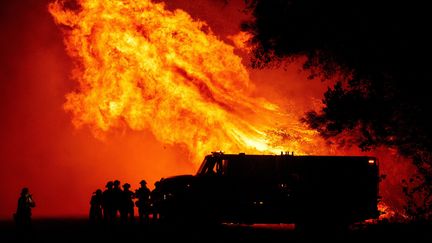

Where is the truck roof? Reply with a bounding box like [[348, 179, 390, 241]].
[[206, 152, 377, 163], [199, 152, 378, 178]]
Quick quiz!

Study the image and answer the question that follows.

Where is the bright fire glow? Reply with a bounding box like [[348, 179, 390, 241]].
[[227, 31, 253, 53], [48, 0, 326, 163]]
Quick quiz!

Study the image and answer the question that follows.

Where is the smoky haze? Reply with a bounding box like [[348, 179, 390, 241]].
[[0, 0, 414, 219], [0, 0, 326, 219], [0, 0, 195, 219]]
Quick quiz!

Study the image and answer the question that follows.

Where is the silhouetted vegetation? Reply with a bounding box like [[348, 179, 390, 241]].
[[242, 0, 432, 220]]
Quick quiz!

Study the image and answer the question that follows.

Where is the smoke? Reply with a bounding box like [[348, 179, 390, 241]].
[[0, 0, 415, 219], [48, 0, 329, 164], [0, 0, 193, 219]]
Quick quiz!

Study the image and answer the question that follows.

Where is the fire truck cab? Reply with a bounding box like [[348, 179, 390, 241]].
[[152, 152, 380, 226]]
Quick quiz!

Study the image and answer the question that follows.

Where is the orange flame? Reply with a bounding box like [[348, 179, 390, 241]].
[[48, 0, 326, 163], [227, 31, 253, 53]]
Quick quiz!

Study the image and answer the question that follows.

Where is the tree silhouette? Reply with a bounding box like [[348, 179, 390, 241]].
[[242, 0, 432, 219]]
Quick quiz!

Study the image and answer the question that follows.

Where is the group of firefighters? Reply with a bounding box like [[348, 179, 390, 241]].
[[13, 180, 160, 228], [89, 179, 159, 223]]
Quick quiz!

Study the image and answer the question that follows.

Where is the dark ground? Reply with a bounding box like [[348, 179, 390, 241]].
[[1, 218, 431, 243]]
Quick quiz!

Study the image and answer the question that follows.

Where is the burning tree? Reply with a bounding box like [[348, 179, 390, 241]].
[[49, 0, 431, 220], [48, 0, 329, 164]]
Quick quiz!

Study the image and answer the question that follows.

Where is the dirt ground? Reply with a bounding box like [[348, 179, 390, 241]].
[[1, 218, 431, 243]]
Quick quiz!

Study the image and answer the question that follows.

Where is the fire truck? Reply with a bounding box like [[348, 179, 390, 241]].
[[152, 152, 380, 227]]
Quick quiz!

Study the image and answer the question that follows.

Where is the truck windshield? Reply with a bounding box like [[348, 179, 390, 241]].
[[196, 157, 226, 176], [196, 157, 209, 175]]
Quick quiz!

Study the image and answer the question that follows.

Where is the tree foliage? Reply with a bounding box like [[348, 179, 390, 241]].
[[242, 0, 432, 219]]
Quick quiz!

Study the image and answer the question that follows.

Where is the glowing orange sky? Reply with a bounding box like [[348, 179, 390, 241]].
[[0, 0, 417, 219]]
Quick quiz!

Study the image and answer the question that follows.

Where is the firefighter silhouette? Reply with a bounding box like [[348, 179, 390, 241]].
[[120, 183, 135, 222], [112, 180, 123, 221], [150, 181, 162, 221], [14, 187, 36, 229], [89, 189, 103, 222], [102, 181, 114, 222], [135, 180, 151, 223]]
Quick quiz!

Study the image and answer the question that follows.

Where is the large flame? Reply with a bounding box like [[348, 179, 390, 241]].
[[48, 0, 325, 163]]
